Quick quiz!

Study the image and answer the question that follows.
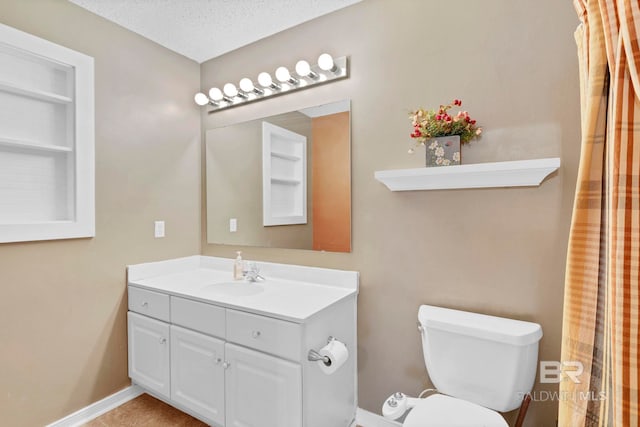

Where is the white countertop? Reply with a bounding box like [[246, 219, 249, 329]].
[[127, 256, 358, 322]]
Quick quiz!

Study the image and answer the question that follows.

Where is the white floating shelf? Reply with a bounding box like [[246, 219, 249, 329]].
[[375, 157, 561, 191]]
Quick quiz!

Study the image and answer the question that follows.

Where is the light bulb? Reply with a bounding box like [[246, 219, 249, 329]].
[[275, 66, 292, 83], [318, 53, 335, 72], [223, 83, 238, 97], [239, 78, 254, 92], [194, 92, 209, 106], [295, 59, 318, 79], [258, 72, 273, 88], [208, 87, 223, 101], [275, 66, 298, 85], [295, 60, 311, 77]]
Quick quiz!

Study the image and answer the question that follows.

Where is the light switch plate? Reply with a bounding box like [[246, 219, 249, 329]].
[[154, 221, 165, 238], [229, 218, 237, 232]]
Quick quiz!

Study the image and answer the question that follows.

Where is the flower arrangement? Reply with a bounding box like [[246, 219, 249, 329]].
[[408, 99, 482, 152]]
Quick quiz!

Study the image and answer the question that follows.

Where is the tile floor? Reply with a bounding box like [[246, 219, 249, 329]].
[[81, 394, 207, 427]]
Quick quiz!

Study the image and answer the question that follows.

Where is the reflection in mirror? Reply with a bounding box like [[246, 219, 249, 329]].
[[206, 100, 351, 252]]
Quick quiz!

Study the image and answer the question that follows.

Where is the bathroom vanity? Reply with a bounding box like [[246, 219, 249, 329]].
[[126, 256, 358, 427]]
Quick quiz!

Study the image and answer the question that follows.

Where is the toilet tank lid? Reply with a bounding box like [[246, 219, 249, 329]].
[[418, 305, 542, 346]]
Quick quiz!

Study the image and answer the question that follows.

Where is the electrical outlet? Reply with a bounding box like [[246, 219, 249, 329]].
[[154, 221, 165, 238], [229, 218, 237, 232]]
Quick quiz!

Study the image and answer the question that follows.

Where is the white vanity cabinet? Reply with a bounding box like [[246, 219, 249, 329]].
[[127, 311, 170, 399], [128, 290, 315, 426], [225, 343, 302, 427], [127, 256, 358, 427], [170, 325, 226, 425]]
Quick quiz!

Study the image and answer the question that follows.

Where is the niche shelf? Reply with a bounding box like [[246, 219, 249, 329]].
[[271, 151, 301, 161], [0, 136, 73, 153], [375, 157, 560, 191], [0, 80, 73, 104]]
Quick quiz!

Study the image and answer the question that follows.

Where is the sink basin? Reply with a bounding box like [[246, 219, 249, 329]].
[[202, 282, 265, 297]]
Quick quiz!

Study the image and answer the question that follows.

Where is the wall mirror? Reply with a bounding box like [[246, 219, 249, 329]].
[[206, 99, 351, 252]]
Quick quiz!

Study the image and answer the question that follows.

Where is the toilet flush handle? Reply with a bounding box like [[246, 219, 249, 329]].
[[417, 321, 424, 333]]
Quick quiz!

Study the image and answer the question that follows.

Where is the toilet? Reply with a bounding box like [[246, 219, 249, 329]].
[[382, 305, 542, 427]]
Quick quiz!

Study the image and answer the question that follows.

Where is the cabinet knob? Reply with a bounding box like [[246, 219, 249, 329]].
[[215, 357, 222, 365], [222, 361, 231, 369], [159, 337, 166, 344], [141, 301, 148, 308], [252, 331, 261, 339]]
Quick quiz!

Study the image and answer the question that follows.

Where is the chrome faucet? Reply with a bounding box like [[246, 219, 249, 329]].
[[243, 262, 265, 282]]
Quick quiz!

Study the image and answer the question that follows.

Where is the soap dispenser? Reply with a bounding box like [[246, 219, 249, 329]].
[[233, 251, 244, 280]]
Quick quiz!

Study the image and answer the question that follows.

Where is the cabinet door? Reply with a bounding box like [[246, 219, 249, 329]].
[[170, 325, 225, 426], [128, 312, 170, 398], [225, 343, 302, 427]]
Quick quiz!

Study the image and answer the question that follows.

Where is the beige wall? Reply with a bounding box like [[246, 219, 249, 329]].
[[0, 1, 201, 426], [201, 1, 579, 426]]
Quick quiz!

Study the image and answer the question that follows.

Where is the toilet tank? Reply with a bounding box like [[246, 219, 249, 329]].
[[418, 305, 542, 412]]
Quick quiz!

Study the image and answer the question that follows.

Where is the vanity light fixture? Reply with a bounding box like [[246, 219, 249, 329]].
[[195, 53, 349, 113]]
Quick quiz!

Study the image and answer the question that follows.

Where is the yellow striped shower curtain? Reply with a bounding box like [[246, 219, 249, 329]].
[[560, 0, 640, 426]]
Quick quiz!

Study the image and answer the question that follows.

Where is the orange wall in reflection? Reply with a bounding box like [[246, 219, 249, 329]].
[[312, 111, 351, 252]]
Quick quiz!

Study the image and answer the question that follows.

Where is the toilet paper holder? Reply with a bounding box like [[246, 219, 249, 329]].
[[307, 336, 339, 364]]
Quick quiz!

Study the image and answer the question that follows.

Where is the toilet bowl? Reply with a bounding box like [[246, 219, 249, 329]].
[[382, 305, 542, 426], [402, 394, 507, 427]]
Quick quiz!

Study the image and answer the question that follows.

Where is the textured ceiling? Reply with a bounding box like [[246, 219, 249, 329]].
[[68, 0, 361, 63]]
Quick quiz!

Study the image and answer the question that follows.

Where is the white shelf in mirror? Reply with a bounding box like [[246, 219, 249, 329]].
[[270, 151, 301, 161], [0, 80, 73, 104], [271, 177, 302, 185], [375, 157, 561, 191], [0, 136, 72, 153]]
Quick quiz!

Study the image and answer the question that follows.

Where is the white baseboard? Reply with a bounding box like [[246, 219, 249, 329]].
[[46, 389, 392, 427], [356, 407, 402, 427], [45, 385, 144, 427]]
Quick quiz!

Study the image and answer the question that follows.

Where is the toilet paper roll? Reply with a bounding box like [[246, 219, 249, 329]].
[[317, 339, 349, 375]]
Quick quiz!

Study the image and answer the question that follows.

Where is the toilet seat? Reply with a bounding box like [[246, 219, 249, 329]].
[[403, 394, 508, 427]]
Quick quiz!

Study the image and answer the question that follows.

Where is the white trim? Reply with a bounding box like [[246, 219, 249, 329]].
[[356, 407, 403, 427], [45, 385, 144, 427]]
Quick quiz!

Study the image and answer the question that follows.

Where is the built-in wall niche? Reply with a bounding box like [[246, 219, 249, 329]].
[[0, 23, 94, 243]]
